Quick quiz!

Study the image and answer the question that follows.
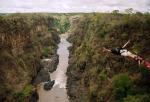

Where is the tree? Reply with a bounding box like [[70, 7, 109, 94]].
[[136, 11, 143, 16], [125, 8, 134, 14], [112, 10, 119, 14]]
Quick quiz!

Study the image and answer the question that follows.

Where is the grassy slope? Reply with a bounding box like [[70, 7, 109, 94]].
[[67, 13, 150, 102]]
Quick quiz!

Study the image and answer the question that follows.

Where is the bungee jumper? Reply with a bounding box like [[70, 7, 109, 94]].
[[103, 40, 150, 70]]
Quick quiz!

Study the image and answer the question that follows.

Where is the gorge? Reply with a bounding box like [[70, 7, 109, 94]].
[[0, 13, 150, 102], [38, 34, 71, 102]]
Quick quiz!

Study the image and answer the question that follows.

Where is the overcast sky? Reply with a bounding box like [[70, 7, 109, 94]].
[[0, 0, 150, 13]]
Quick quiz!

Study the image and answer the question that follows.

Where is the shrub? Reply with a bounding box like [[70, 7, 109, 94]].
[[140, 66, 150, 80], [89, 83, 98, 100], [139, 66, 150, 89], [99, 69, 107, 81], [17, 58, 27, 70], [53, 15, 70, 33], [124, 94, 150, 102], [132, 44, 142, 54], [42, 47, 53, 57], [112, 73, 132, 100], [14, 84, 33, 102], [89, 67, 98, 77], [0, 51, 14, 64], [15, 92, 25, 102], [22, 84, 34, 96], [98, 30, 107, 38]]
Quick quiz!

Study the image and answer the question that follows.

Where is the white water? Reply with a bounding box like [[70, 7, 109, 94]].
[[37, 34, 71, 102]]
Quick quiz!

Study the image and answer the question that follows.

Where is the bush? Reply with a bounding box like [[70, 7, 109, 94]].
[[14, 84, 33, 102], [99, 69, 107, 81], [42, 47, 54, 57], [112, 73, 132, 100], [17, 58, 27, 70], [15, 92, 25, 102], [124, 94, 150, 102], [140, 66, 150, 80], [22, 84, 33, 96], [0, 51, 14, 64], [98, 30, 107, 38], [53, 15, 70, 33], [89, 83, 98, 100], [138, 66, 150, 90], [132, 44, 142, 54]]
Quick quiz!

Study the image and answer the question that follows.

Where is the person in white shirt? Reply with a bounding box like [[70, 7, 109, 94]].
[[102, 40, 142, 65], [102, 40, 150, 69]]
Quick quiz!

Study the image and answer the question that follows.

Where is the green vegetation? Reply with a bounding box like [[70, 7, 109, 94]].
[[99, 69, 107, 81], [89, 83, 98, 99], [112, 73, 132, 101], [1, 12, 150, 102], [42, 47, 55, 57], [0, 50, 14, 63], [16, 58, 27, 70], [124, 94, 150, 102], [54, 15, 70, 33], [0, 13, 59, 101], [14, 85, 34, 102], [67, 12, 150, 102]]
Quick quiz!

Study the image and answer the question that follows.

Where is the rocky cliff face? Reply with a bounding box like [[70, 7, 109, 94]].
[[67, 13, 150, 102], [0, 14, 59, 101]]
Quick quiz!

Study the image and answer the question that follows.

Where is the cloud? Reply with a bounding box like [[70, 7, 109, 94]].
[[0, 0, 149, 13]]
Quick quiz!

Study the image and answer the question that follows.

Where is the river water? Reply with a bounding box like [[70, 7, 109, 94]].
[[37, 34, 71, 102]]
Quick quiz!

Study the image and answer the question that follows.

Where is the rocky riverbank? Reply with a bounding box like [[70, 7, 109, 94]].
[[33, 55, 59, 85], [37, 34, 71, 102], [31, 54, 59, 102]]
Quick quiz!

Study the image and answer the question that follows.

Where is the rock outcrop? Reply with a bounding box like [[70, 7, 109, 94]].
[[43, 80, 55, 91], [33, 69, 50, 85], [33, 54, 59, 85], [40, 54, 59, 73]]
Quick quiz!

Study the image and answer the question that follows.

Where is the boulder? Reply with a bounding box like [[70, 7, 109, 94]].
[[41, 58, 52, 71], [33, 69, 50, 85], [41, 54, 59, 73], [29, 91, 39, 102], [43, 80, 55, 91]]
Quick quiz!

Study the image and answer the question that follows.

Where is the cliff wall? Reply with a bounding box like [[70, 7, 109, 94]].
[[0, 14, 59, 101], [67, 13, 150, 102]]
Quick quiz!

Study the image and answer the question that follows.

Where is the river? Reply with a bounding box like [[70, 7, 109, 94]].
[[37, 34, 71, 102]]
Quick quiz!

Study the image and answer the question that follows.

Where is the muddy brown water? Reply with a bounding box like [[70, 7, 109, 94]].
[[37, 34, 71, 102]]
